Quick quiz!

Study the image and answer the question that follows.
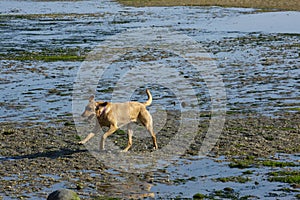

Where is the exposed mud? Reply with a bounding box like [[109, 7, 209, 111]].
[[117, 0, 300, 11], [0, 112, 299, 199]]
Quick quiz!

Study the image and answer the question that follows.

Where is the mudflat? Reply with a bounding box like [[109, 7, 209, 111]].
[[1, 112, 299, 198], [118, 0, 300, 10]]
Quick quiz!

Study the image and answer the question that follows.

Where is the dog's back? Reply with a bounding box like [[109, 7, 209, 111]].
[[106, 101, 149, 126]]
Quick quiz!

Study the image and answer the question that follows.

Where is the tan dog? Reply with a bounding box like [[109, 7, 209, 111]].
[[79, 89, 158, 152]]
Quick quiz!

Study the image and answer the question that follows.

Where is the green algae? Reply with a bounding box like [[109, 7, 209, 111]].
[[268, 171, 300, 184], [1, 48, 86, 62]]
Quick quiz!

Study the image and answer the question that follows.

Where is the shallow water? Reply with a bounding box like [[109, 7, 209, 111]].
[[0, 0, 299, 123], [153, 154, 300, 199]]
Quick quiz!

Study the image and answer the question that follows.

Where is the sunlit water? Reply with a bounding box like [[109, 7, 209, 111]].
[[0, 0, 299, 122]]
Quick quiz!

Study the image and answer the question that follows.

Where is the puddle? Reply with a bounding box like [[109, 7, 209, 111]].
[[152, 154, 300, 199]]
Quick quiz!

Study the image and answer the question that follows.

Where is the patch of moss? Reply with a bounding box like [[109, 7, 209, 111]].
[[0, 47, 87, 62], [64, 121, 75, 127], [115, 129, 126, 135], [75, 135, 82, 141], [194, 190, 236, 199], [98, 88, 114, 93], [173, 178, 188, 184], [211, 188, 239, 200], [229, 157, 255, 169], [268, 170, 300, 184], [229, 157, 299, 169], [2, 54, 85, 62], [279, 127, 297, 131], [193, 193, 207, 199], [240, 195, 260, 200], [288, 107, 300, 111], [214, 175, 251, 183], [261, 160, 297, 167], [242, 170, 254, 175], [2, 129, 15, 135]]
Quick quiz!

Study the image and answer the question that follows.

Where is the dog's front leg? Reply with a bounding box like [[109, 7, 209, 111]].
[[78, 133, 95, 144], [100, 124, 118, 150], [78, 121, 100, 144]]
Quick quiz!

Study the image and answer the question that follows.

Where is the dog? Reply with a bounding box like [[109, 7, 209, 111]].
[[79, 89, 158, 152]]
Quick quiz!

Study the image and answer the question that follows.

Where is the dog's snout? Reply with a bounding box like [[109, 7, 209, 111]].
[[81, 110, 95, 121], [87, 113, 95, 121]]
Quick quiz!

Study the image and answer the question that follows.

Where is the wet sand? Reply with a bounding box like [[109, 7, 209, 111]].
[[118, 0, 300, 10]]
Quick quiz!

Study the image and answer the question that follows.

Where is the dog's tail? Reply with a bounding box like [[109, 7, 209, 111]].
[[143, 89, 152, 107]]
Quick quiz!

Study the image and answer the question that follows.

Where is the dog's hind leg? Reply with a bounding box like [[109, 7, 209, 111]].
[[121, 123, 133, 152], [146, 122, 158, 150], [140, 109, 158, 150]]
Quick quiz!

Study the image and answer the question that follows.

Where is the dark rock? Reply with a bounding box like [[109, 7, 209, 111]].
[[47, 189, 80, 200]]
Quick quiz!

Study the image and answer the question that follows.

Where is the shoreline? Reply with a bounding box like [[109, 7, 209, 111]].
[[117, 0, 300, 11]]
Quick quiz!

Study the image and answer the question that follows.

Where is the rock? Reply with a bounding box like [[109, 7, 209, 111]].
[[47, 189, 80, 200]]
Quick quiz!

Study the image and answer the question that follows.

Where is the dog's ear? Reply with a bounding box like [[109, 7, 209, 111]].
[[89, 95, 95, 102], [95, 102, 108, 111], [95, 102, 111, 115]]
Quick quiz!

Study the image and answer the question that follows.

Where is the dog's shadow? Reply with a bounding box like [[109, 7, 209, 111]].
[[0, 148, 88, 161]]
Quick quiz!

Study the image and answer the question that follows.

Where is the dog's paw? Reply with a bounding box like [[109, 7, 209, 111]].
[[78, 141, 85, 145]]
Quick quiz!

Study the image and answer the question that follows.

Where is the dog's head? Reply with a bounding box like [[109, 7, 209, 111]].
[[81, 95, 110, 120], [81, 95, 97, 120]]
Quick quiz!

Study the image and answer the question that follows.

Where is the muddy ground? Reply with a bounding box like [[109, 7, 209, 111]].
[[0, 111, 299, 199], [117, 0, 300, 11]]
